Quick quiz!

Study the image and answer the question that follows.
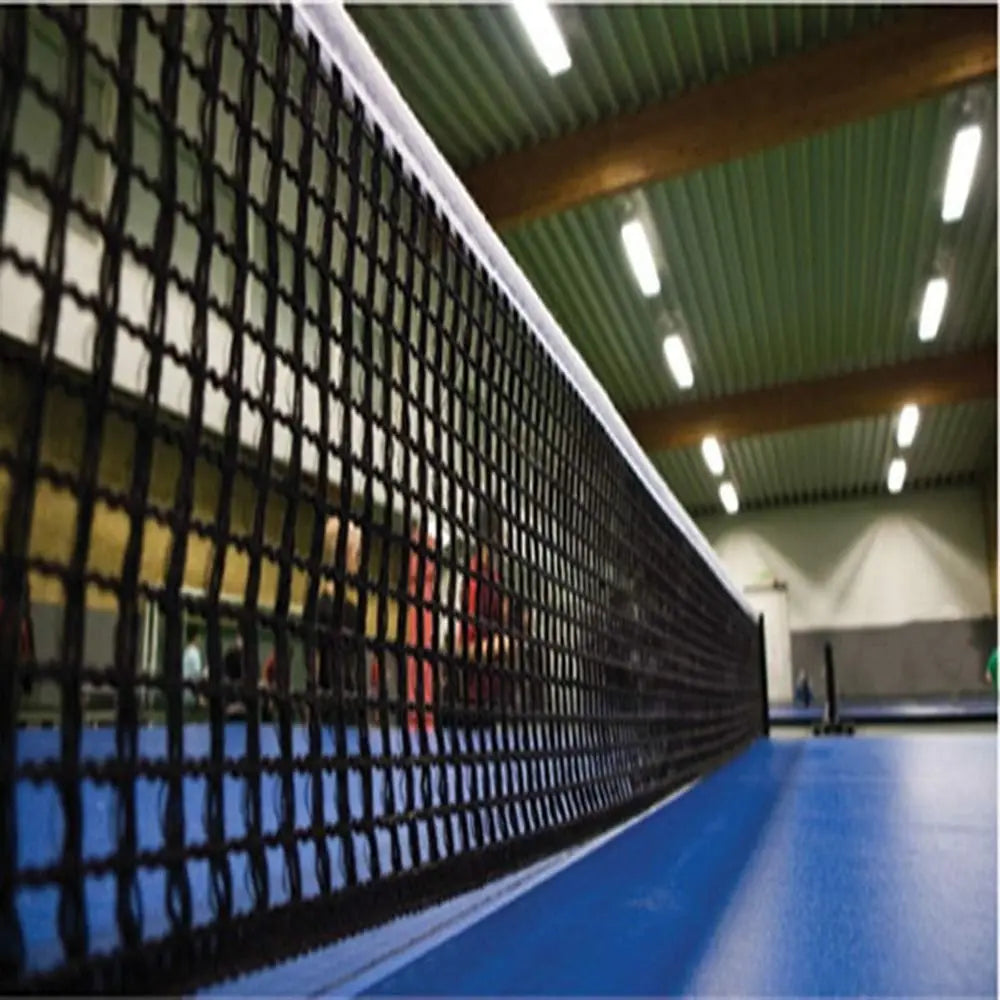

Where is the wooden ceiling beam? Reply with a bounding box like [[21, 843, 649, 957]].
[[626, 346, 997, 453], [464, 7, 997, 230]]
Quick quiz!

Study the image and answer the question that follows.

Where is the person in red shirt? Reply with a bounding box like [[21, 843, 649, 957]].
[[260, 647, 277, 723], [261, 649, 277, 691], [404, 524, 437, 728], [371, 521, 439, 730], [461, 526, 510, 713], [0, 574, 35, 700]]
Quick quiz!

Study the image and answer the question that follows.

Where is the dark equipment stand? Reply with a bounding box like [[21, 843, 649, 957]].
[[757, 614, 770, 738], [813, 641, 854, 736]]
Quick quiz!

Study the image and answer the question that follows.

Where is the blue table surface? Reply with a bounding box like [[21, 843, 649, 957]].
[[216, 733, 997, 998], [15, 723, 531, 975], [770, 694, 997, 722], [17, 729, 998, 996]]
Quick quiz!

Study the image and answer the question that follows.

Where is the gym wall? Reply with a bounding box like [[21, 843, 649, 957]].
[[699, 485, 996, 699]]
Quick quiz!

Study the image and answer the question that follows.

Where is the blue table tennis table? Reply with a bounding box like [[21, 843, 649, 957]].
[[201, 731, 996, 997], [771, 694, 998, 726], [14, 724, 997, 995]]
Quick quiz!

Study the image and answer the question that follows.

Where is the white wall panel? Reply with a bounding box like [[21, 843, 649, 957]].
[[699, 488, 993, 631]]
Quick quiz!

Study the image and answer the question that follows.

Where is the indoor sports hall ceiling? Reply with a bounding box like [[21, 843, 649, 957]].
[[349, 4, 998, 518]]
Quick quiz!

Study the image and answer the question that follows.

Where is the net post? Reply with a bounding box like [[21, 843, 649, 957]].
[[757, 614, 770, 737], [823, 641, 838, 725], [814, 640, 854, 736]]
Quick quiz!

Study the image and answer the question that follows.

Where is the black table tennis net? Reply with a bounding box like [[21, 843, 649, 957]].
[[0, 5, 763, 992]]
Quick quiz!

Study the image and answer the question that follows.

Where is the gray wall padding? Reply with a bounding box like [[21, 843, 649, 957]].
[[791, 616, 998, 700], [30, 601, 117, 665], [21, 602, 121, 710]]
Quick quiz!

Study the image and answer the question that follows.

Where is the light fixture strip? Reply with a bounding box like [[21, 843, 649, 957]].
[[719, 480, 739, 515], [512, 2, 572, 77], [918, 277, 948, 342], [942, 124, 982, 223], [887, 457, 907, 494], [620, 219, 661, 297], [663, 334, 694, 390], [701, 435, 725, 476], [896, 403, 920, 449]]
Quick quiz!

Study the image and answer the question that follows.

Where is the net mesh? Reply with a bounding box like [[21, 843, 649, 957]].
[[0, 5, 762, 992]]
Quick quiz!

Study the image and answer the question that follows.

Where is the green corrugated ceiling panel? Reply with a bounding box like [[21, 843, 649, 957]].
[[349, 4, 892, 170], [906, 399, 996, 483], [654, 400, 995, 515], [348, 3, 996, 515], [506, 82, 996, 412]]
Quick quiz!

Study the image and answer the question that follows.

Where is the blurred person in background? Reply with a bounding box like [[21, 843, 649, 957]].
[[223, 633, 246, 720], [794, 669, 814, 708], [261, 646, 277, 723], [0, 568, 35, 712], [509, 590, 540, 714], [405, 519, 438, 728], [461, 507, 511, 715], [261, 648, 277, 691], [316, 514, 365, 721], [182, 624, 204, 708]]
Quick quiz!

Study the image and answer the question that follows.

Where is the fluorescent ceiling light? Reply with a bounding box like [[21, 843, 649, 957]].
[[662, 334, 693, 390], [918, 277, 948, 342], [887, 457, 907, 494], [512, 2, 571, 77], [896, 403, 920, 449], [719, 481, 739, 515], [701, 435, 725, 476], [620, 219, 661, 297], [942, 124, 982, 223]]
